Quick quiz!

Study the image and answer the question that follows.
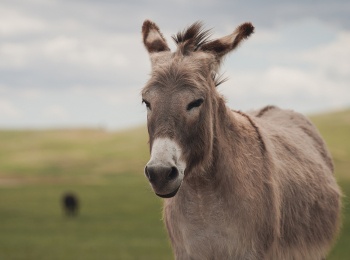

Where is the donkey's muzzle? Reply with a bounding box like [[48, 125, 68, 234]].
[[145, 165, 181, 198]]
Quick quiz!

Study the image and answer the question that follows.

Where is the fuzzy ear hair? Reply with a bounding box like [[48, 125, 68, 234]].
[[142, 20, 170, 53], [200, 22, 254, 58]]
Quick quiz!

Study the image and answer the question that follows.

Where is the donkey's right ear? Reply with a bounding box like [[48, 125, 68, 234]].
[[142, 20, 170, 54], [200, 22, 254, 60]]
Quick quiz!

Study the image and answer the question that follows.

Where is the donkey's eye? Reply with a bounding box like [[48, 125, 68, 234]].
[[142, 99, 151, 110], [187, 98, 204, 111]]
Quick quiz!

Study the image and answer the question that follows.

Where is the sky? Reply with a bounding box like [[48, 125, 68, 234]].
[[0, 0, 349, 130]]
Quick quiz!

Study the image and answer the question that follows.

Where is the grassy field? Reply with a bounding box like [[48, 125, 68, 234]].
[[0, 109, 349, 259]]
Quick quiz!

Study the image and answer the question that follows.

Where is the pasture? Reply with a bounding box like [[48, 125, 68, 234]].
[[0, 109, 349, 259]]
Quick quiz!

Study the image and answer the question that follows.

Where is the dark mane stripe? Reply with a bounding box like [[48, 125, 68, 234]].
[[172, 22, 212, 54], [256, 105, 276, 118], [234, 110, 266, 153]]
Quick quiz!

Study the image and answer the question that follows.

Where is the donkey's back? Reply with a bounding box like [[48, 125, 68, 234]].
[[251, 105, 333, 172], [250, 105, 340, 259]]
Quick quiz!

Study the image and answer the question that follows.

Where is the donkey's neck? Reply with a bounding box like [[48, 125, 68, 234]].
[[166, 99, 270, 241], [185, 98, 266, 197]]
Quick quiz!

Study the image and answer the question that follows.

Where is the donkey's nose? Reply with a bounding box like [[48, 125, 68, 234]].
[[145, 165, 179, 185]]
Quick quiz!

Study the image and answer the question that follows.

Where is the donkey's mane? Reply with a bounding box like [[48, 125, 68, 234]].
[[172, 22, 211, 54], [172, 22, 228, 87], [212, 73, 228, 87]]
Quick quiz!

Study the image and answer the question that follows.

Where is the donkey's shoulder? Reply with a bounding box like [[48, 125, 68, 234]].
[[248, 105, 313, 129]]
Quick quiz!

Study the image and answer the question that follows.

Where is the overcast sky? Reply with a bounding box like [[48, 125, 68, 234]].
[[1, 0, 349, 130]]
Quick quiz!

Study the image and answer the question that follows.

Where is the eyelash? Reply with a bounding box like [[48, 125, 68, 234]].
[[143, 98, 204, 111], [187, 98, 204, 111], [142, 99, 151, 110]]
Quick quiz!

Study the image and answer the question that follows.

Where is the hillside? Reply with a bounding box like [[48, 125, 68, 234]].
[[0, 126, 149, 185], [310, 109, 350, 181]]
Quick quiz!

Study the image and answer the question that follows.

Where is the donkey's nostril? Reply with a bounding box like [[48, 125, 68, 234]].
[[145, 166, 153, 182], [145, 165, 179, 184], [167, 167, 179, 181]]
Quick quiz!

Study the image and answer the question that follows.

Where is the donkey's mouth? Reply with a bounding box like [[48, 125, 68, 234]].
[[156, 185, 181, 198]]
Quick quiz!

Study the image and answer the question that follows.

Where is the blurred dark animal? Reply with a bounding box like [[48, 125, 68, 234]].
[[62, 193, 79, 216], [141, 20, 342, 259]]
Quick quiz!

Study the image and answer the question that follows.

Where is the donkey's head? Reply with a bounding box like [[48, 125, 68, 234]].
[[141, 20, 254, 198]]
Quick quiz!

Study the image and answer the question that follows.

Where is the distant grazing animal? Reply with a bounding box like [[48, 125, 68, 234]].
[[62, 193, 79, 216], [141, 20, 341, 259]]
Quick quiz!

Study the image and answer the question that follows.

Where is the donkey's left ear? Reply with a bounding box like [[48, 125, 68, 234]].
[[200, 22, 254, 59], [142, 20, 170, 54]]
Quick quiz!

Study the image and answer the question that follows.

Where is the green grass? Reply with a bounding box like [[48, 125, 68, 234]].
[[0, 176, 171, 260], [0, 109, 349, 259], [310, 109, 350, 259], [0, 127, 172, 260], [311, 109, 350, 181], [0, 127, 150, 181]]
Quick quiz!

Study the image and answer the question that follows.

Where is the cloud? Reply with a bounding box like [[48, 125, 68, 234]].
[[43, 105, 70, 120], [0, 42, 32, 69], [226, 65, 348, 101], [0, 83, 145, 129], [43, 35, 130, 69], [0, 99, 22, 118], [70, 85, 142, 105], [301, 31, 350, 78], [0, 6, 47, 36], [220, 22, 350, 113]]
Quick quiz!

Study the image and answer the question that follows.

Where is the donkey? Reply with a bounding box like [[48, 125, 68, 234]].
[[141, 20, 341, 260], [62, 192, 79, 216]]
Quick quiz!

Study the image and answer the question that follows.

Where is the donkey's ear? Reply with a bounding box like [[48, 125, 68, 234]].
[[200, 22, 254, 59], [142, 20, 170, 54]]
